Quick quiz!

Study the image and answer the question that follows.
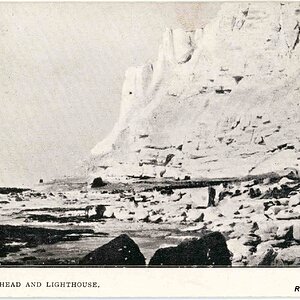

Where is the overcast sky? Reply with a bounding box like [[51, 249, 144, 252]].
[[0, 2, 220, 187]]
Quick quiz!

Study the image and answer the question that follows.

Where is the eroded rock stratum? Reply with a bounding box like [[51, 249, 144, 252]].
[[88, 2, 300, 182]]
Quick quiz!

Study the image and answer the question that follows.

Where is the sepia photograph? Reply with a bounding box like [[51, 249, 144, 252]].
[[0, 1, 300, 268]]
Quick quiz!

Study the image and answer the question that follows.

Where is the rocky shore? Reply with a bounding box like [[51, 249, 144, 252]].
[[0, 173, 299, 266]]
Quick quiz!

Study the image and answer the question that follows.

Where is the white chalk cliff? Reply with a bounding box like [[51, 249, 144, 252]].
[[88, 2, 300, 182]]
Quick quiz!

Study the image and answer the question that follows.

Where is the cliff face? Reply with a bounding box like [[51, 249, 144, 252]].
[[89, 2, 300, 182]]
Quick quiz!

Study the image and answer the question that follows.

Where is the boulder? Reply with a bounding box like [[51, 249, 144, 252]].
[[210, 223, 234, 236], [249, 188, 262, 198], [263, 201, 275, 211], [266, 205, 285, 216], [103, 206, 115, 218], [149, 214, 163, 223], [275, 245, 300, 265], [202, 206, 221, 222], [292, 205, 300, 214], [289, 194, 300, 207], [277, 198, 289, 206], [208, 186, 216, 207], [226, 238, 251, 265], [133, 209, 149, 221], [85, 205, 106, 219], [149, 232, 231, 266], [169, 215, 186, 223], [96, 205, 106, 218], [186, 209, 204, 222], [258, 233, 274, 242], [180, 223, 205, 232], [256, 223, 278, 235], [180, 188, 210, 208], [91, 177, 107, 188], [252, 247, 277, 266], [114, 209, 132, 221], [169, 191, 185, 202], [240, 234, 261, 247], [276, 210, 300, 220], [285, 168, 300, 180], [278, 177, 295, 186], [79, 234, 146, 265], [256, 223, 278, 242], [250, 222, 259, 233], [276, 224, 293, 240], [134, 195, 148, 203], [293, 224, 300, 242], [238, 206, 256, 217]]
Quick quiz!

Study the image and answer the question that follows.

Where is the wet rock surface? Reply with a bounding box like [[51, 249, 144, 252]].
[[0, 224, 106, 264]]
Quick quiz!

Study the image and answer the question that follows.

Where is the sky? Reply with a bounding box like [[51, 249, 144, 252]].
[[0, 2, 220, 187]]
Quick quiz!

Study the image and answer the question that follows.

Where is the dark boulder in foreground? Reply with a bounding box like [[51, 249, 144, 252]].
[[79, 234, 146, 266], [91, 177, 107, 188], [149, 232, 231, 266]]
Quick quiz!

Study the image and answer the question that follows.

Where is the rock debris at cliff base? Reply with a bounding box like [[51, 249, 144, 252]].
[[0, 174, 299, 266]]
